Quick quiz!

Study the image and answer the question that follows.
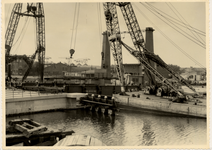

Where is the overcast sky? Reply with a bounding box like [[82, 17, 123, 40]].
[[4, 2, 206, 68]]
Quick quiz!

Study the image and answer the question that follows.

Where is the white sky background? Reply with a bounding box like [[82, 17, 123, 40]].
[[4, 2, 206, 68]]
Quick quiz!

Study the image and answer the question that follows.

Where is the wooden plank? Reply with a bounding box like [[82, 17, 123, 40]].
[[76, 134, 87, 146], [94, 138, 103, 146], [85, 135, 91, 146], [55, 137, 66, 146], [67, 135, 75, 146], [69, 134, 80, 146], [59, 136, 74, 146], [15, 124, 47, 138], [55, 135, 74, 146], [9, 118, 31, 126], [22, 122, 35, 128], [29, 120, 41, 127], [54, 138, 65, 146], [64, 135, 74, 146], [15, 124, 28, 135], [89, 137, 95, 146]]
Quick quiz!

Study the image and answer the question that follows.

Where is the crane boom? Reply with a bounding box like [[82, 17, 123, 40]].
[[36, 3, 46, 82], [5, 3, 22, 63], [142, 49, 197, 92], [103, 2, 126, 93], [22, 50, 38, 81], [118, 2, 156, 85], [5, 3, 45, 82], [120, 40, 184, 96], [116, 2, 196, 94]]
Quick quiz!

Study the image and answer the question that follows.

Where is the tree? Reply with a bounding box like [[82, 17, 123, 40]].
[[168, 64, 182, 74]]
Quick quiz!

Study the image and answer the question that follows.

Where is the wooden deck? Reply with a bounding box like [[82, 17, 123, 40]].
[[54, 134, 106, 146]]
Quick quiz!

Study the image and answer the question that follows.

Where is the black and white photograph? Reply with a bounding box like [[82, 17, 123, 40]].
[[1, 0, 210, 148]]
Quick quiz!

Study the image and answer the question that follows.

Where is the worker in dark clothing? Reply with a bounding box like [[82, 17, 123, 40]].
[[138, 83, 142, 91]]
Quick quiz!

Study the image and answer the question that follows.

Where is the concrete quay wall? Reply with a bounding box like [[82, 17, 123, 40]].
[[6, 93, 87, 116], [114, 94, 206, 118]]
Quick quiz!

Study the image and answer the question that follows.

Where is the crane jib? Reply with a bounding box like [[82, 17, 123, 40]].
[[120, 40, 184, 96], [102, 2, 197, 96], [5, 3, 46, 82]]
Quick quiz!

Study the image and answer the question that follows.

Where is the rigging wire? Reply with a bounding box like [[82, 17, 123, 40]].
[[73, 3, 80, 49], [70, 3, 78, 49], [97, 3, 101, 50], [167, 2, 205, 44], [133, 3, 205, 69], [138, 3, 205, 68], [12, 16, 31, 54], [12, 16, 29, 47], [99, 4, 102, 39], [142, 3, 205, 49], [144, 3, 205, 35], [97, 3, 103, 51], [140, 9, 205, 37], [143, 3, 205, 48]]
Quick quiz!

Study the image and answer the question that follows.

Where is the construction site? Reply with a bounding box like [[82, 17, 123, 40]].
[[4, 2, 208, 147]]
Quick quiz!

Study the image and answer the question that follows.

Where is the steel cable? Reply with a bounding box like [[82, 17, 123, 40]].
[[166, 2, 205, 44], [133, 3, 205, 69], [142, 3, 205, 48]]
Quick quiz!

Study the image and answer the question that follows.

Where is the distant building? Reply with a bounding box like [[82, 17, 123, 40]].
[[44, 62, 71, 76], [123, 63, 144, 85], [180, 67, 206, 83], [10, 59, 28, 75], [63, 71, 82, 77], [62, 69, 108, 78], [44, 62, 92, 76], [81, 69, 107, 78], [182, 72, 206, 81]]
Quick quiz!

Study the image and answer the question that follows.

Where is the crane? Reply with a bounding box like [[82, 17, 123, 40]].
[[103, 3, 126, 94], [5, 3, 45, 82], [102, 2, 198, 97]]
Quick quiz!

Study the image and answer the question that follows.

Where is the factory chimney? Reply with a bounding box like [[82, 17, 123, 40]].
[[101, 31, 111, 78], [145, 27, 156, 69], [144, 27, 157, 86]]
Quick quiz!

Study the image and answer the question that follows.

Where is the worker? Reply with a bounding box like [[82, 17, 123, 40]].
[[11, 79, 14, 87], [138, 83, 142, 90], [36, 80, 39, 87]]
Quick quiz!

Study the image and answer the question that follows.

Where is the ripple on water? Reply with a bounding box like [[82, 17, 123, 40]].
[[6, 109, 207, 146]]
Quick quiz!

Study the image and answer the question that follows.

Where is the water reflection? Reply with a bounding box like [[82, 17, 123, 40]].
[[6, 108, 207, 146], [140, 119, 156, 146]]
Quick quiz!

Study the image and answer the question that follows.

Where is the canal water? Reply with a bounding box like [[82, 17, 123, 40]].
[[6, 108, 207, 146]]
